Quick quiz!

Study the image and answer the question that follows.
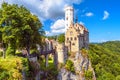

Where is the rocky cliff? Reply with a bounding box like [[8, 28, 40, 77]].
[[57, 51, 96, 80]]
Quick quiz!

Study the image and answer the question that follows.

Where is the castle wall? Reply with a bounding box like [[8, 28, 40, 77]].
[[65, 25, 89, 52], [56, 43, 67, 64]]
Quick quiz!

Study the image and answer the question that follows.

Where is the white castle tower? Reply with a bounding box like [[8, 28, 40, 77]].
[[65, 6, 74, 31]]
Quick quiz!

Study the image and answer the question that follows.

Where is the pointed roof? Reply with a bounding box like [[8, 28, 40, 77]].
[[74, 23, 88, 32]]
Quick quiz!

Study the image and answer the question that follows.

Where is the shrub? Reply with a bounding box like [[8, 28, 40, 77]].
[[30, 49, 38, 54], [0, 56, 26, 80], [48, 57, 52, 60], [16, 51, 22, 55], [116, 75, 120, 80], [6, 45, 16, 56], [21, 58, 30, 77], [0, 51, 3, 57], [0, 71, 9, 80], [65, 60, 75, 73], [57, 34, 65, 43], [67, 52, 71, 57], [85, 70, 93, 80]]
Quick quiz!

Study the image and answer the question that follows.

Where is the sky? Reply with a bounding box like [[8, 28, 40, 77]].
[[0, 0, 120, 42]]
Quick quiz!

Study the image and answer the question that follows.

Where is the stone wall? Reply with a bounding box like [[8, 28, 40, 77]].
[[56, 43, 67, 64]]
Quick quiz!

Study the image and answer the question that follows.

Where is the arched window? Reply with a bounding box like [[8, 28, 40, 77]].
[[66, 17, 68, 20], [74, 37, 77, 40], [72, 43, 75, 45], [67, 37, 69, 40]]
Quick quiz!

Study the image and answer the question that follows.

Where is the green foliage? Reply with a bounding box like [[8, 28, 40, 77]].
[[46, 35, 57, 40], [0, 56, 29, 79], [16, 51, 22, 55], [57, 34, 65, 43], [39, 57, 58, 79], [6, 44, 16, 56], [80, 48, 88, 58], [67, 52, 71, 57], [21, 58, 30, 77], [89, 41, 120, 80], [65, 60, 75, 73], [116, 75, 120, 80], [0, 71, 9, 80], [0, 2, 44, 56], [85, 70, 93, 80], [0, 51, 3, 57], [30, 49, 38, 54]]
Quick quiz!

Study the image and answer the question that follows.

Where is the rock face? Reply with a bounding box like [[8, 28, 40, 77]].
[[57, 68, 79, 80], [57, 52, 96, 80], [29, 57, 40, 80]]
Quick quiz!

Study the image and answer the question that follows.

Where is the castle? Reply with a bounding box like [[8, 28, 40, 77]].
[[38, 6, 89, 65], [65, 6, 89, 52]]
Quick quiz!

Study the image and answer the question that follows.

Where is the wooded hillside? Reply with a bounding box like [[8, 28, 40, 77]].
[[89, 41, 120, 80]]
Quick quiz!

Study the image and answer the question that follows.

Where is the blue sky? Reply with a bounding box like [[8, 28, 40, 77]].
[[0, 0, 120, 42]]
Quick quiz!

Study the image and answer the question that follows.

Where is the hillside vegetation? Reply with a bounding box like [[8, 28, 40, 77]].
[[0, 56, 29, 80], [89, 41, 120, 80]]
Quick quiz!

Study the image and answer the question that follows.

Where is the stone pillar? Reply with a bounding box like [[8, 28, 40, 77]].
[[45, 55, 48, 67], [54, 52, 58, 67], [56, 43, 67, 64]]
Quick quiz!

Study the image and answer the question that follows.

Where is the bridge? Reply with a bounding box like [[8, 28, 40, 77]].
[[38, 39, 58, 67], [16, 38, 58, 67]]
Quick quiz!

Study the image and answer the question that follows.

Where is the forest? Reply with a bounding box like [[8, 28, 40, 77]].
[[89, 41, 120, 80]]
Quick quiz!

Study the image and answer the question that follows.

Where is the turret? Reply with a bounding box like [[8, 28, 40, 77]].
[[65, 6, 74, 31]]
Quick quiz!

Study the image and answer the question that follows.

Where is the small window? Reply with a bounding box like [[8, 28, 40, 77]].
[[67, 37, 69, 40], [72, 43, 75, 45], [74, 37, 77, 40], [71, 37, 73, 40], [66, 17, 68, 20]]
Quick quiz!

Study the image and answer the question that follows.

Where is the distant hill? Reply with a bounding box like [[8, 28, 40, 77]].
[[89, 41, 120, 80]]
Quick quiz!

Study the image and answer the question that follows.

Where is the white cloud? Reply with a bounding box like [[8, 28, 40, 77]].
[[85, 12, 94, 17], [3, 0, 83, 36], [46, 19, 65, 36], [51, 19, 65, 30], [45, 31, 51, 35], [79, 21, 85, 25], [4, 0, 83, 21], [52, 28, 65, 34], [103, 11, 109, 20]]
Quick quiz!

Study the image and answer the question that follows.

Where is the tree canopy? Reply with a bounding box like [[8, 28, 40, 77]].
[[89, 41, 120, 80], [57, 33, 65, 43], [0, 3, 44, 57]]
